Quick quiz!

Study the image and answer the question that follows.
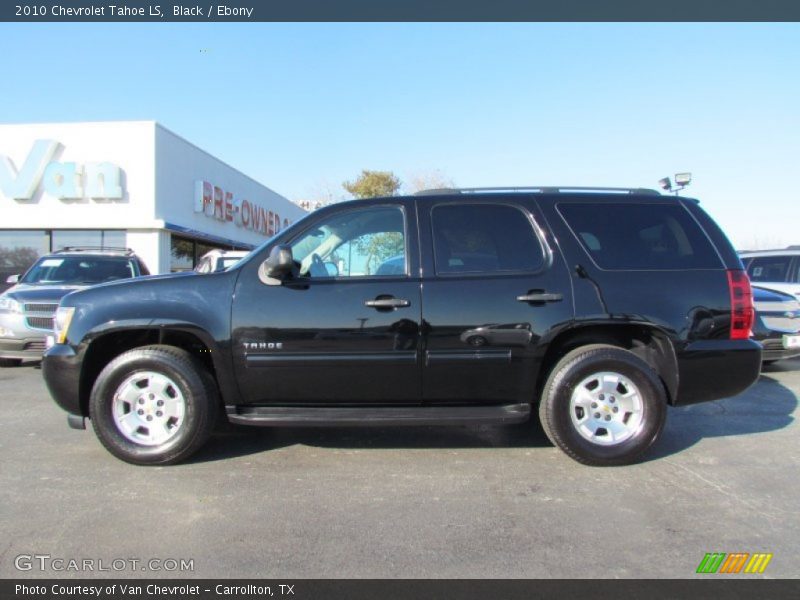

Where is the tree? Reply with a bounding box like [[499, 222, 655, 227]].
[[0, 246, 39, 270], [406, 169, 455, 194], [0, 246, 40, 292], [342, 170, 401, 199]]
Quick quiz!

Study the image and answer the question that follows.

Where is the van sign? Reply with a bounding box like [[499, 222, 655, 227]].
[[0, 139, 124, 201]]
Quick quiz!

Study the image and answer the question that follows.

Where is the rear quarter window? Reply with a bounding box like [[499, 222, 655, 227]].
[[557, 202, 721, 270]]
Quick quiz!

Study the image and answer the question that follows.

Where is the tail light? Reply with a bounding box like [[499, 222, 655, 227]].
[[727, 269, 754, 340]]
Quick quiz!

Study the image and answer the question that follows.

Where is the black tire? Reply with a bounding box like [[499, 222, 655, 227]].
[[538, 344, 667, 466], [89, 345, 219, 465], [466, 335, 488, 347], [0, 358, 23, 367]]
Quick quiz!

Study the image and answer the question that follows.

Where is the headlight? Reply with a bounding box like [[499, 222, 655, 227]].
[[54, 306, 76, 344], [0, 295, 22, 313]]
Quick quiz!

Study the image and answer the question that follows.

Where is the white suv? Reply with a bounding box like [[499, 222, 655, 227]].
[[194, 249, 249, 273], [740, 248, 800, 300]]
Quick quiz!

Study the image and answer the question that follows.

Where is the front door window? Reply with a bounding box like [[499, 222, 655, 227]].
[[290, 206, 407, 278]]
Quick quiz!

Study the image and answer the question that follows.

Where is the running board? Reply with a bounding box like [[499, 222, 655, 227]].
[[225, 404, 531, 427]]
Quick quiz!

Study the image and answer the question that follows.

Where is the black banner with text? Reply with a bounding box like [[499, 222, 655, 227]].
[[2, 1, 800, 22], [3, 579, 800, 600]]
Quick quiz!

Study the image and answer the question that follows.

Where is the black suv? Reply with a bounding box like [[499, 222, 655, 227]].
[[42, 188, 761, 466]]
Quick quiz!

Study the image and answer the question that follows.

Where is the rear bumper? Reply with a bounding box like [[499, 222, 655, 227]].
[[42, 343, 84, 417], [675, 339, 762, 405]]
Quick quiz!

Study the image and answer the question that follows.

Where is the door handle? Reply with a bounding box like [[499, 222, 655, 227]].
[[365, 297, 411, 309], [517, 292, 563, 303]]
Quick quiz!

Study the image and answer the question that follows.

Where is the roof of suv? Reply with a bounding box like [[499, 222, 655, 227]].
[[52, 246, 138, 257], [414, 186, 663, 196], [199, 249, 249, 259], [740, 248, 800, 257]]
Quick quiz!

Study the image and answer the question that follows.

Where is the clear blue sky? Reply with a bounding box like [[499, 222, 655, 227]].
[[1, 23, 798, 249]]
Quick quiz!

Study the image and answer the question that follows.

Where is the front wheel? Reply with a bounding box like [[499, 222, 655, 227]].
[[538, 344, 667, 466], [90, 345, 218, 465]]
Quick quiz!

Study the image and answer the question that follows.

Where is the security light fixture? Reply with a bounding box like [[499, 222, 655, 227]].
[[658, 172, 692, 195]]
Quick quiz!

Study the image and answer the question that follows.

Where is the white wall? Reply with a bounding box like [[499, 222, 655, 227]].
[[154, 124, 305, 248], [0, 121, 158, 230], [126, 229, 171, 275]]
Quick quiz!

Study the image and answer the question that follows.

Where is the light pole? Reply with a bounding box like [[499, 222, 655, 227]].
[[658, 172, 692, 195]]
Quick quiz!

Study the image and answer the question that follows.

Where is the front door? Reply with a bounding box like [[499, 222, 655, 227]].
[[231, 201, 422, 405]]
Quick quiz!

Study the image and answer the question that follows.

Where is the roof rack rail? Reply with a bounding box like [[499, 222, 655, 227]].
[[56, 246, 135, 255], [414, 186, 661, 196]]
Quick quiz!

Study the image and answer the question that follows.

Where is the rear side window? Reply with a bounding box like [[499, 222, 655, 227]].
[[431, 204, 545, 274], [557, 202, 721, 270], [746, 256, 793, 283]]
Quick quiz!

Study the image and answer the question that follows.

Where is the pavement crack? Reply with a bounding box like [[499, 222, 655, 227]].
[[663, 459, 797, 523]]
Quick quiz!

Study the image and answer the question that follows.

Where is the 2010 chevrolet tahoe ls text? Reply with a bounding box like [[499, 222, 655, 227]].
[[42, 187, 761, 466]]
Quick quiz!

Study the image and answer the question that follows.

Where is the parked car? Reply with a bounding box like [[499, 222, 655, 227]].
[[0, 247, 149, 366], [460, 323, 533, 347], [43, 187, 761, 466], [740, 248, 800, 299], [194, 249, 249, 273], [751, 285, 800, 364]]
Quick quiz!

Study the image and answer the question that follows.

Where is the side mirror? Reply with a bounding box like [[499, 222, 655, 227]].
[[6, 275, 19, 284], [258, 245, 295, 285]]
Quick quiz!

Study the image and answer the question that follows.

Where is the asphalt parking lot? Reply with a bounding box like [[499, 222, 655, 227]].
[[1, 359, 798, 579]]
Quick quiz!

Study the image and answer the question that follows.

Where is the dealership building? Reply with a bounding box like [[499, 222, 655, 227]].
[[0, 121, 305, 281]]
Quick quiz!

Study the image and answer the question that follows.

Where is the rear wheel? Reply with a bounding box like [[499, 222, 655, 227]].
[[89, 345, 218, 465], [539, 344, 667, 466], [0, 358, 23, 367]]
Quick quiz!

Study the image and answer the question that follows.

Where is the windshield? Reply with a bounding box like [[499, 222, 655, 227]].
[[21, 256, 135, 285], [220, 257, 245, 270]]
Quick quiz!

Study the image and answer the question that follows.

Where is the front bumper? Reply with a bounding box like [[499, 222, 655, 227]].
[[0, 336, 48, 359], [0, 312, 49, 359], [675, 339, 762, 405], [760, 335, 800, 362], [42, 343, 84, 417]]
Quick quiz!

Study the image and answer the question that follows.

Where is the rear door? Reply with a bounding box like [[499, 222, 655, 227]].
[[418, 197, 574, 404]]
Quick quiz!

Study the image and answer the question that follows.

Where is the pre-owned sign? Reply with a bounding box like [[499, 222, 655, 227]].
[[0, 140, 124, 201], [194, 180, 288, 237]]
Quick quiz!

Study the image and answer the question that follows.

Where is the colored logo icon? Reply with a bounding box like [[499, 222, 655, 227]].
[[696, 552, 772, 574]]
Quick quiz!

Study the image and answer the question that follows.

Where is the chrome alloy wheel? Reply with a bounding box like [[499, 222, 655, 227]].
[[111, 371, 186, 446], [569, 371, 644, 446]]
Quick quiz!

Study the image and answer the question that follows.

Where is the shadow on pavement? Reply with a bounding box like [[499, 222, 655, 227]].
[[190, 420, 551, 464], [190, 366, 798, 465], [643, 371, 797, 462]]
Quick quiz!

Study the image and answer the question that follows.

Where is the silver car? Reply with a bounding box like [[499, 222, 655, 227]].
[[751, 285, 800, 364], [740, 248, 800, 300], [0, 247, 149, 366]]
